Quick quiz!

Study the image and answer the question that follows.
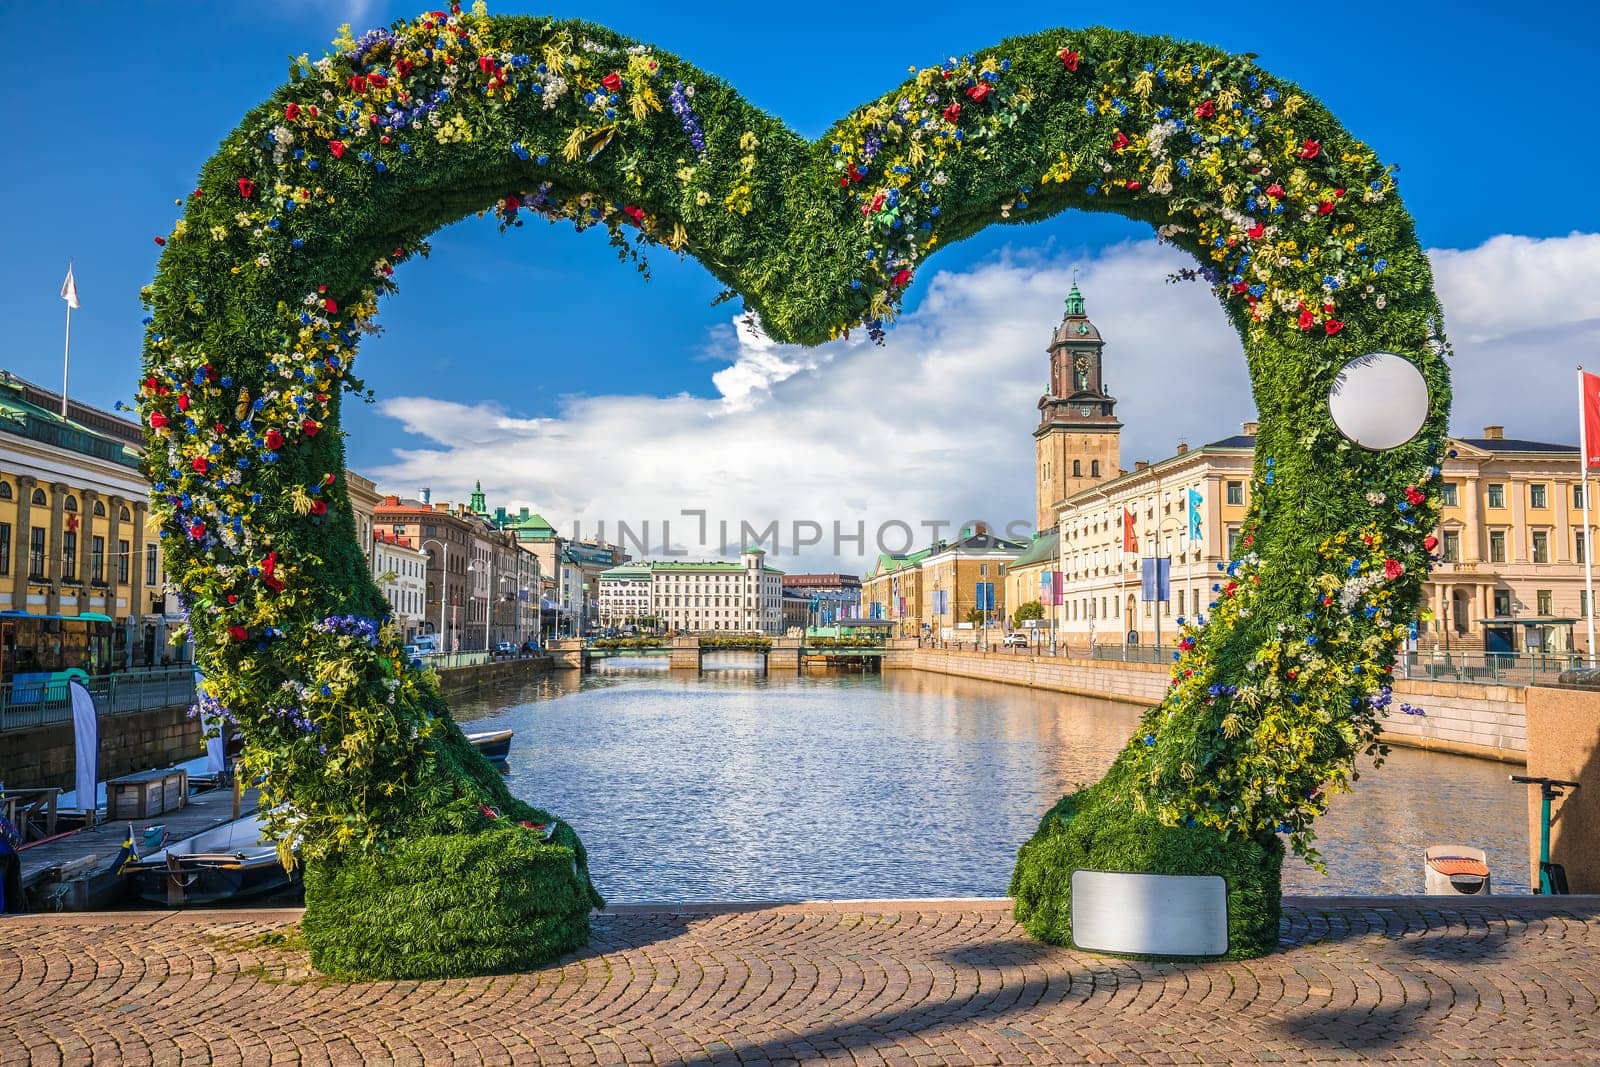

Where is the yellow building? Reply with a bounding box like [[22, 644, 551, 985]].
[[0, 371, 182, 667], [861, 527, 1028, 639]]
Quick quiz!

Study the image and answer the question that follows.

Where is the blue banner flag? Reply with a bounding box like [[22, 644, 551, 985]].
[[975, 582, 995, 612], [1187, 488, 1203, 541], [1140, 557, 1171, 602]]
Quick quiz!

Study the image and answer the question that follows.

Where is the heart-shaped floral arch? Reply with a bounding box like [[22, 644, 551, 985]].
[[140, 3, 1449, 977]]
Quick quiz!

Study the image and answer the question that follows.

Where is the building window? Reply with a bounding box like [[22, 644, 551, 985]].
[[1440, 482, 1458, 507], [91, 536, 105, 583], [0, 522, 9, 575], [1579, 532, 1588, 565], [1532, 530, 1550, 564], [146, 543, 159, 586], [1487, 483, 1505, 509], [1177, 590, 1185, 615], [0, 481, 9, 500], [92, 500, 105, 517], [62, 495, 76, 514], [1583, 591, 1591, 618], [1442, 529, 1461, 563], [1226, 481, 1244, 506], [120, 505, 131, 522], [1493, 588, 1512, 616], [1530, 483, 1548, 510], [1072, 459, 1082, 477], [31, 488, 45, 506], [1576, 484, 1587, 510], [1488, 530, 1506, 563], [29, 527, 46, 578], [1226, 526, 1241, 556], [62, 531, 77, 580], [1537, 590, 1552, 616]]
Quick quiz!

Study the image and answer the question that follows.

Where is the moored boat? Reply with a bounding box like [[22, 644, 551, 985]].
[[466, 728, 515, 765], [120, 811, 296, 907]]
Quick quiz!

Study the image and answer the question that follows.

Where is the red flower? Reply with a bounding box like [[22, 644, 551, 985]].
[[891, 269, 912, 288], [1110, 130, 1130, 151], [943, 102, 961, 123], [1194, 99, 1216, 119], [329, 140, 346, 159], [863, 191, 886, 216], [1383, 559, 1404, 580], [602, 72, 622, 93], [395, 59, 413, 78], [237, 178, 255, 199], [1317, 200, 1335, 215], [1247, 222, 1265, 240], [1405, 486, 1426, 506], [348, 74, 367, 93], [1232, 281, 1249, 294], [1324, 319, 1344, 336], [622, 204, 644, 225], [302, 419, 320, 437], [150, 411, 169, 430], [1298, 309, 1316, 330], [1058, 49, 1080, 72], [191, 457, 209, 474], [153, 236, 166, 246], [229, 625, 249, 642], [1265, 183, 1285, 200], [265, 429, 285, 451], [323, 298, 338, 314], [503, 194, 521, 212], [1298, 138, 1321, 159], [1424, 535, 1440, 552], [965, 82, 991, 103], [177, 394, 190, 412], [311, 499, 328, 516], [1125, 180, 1141, 191], [189, 522, 206, 540], [367, 72, 388, 89], [285, 103, 301, 122]]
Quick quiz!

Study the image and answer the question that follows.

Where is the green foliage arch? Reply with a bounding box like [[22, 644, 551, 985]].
[[141, 4, 1448, 975]]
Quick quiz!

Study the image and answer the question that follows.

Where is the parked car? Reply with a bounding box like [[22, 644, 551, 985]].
[[1002, 632, 1029, 648], [494, 641, 518, 656]]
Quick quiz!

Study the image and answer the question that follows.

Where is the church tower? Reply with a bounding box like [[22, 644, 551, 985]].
[[1034, 281, 1121, 532]]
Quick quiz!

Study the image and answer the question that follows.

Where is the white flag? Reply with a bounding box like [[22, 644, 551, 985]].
[[60, 264, 79, 309]]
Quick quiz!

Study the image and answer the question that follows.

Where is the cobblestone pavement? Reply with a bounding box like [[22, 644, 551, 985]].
[[2, 897, 1597, 1065]]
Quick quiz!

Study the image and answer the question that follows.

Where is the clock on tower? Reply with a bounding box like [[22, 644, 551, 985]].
[[1033, 280, 1122, 532]]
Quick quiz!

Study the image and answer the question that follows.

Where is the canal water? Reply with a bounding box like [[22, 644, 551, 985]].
[[452, 657, 1531, 902]]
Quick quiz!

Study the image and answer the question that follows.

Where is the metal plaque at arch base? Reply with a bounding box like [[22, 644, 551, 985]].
[[1070, 870, 1229, 956]]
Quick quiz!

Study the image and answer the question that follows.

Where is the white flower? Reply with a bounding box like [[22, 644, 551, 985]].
[[1376, 294, 1388, 309]]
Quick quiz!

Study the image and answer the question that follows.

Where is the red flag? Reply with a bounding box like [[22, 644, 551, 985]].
[[1123, 507, 1137, 553], [1584, 371, 1600, 470]]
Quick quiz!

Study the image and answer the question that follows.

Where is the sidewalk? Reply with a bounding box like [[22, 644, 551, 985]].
[[3, 896, 1596, 1065]]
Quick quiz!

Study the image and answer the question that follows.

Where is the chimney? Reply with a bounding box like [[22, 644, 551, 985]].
[[1175, 442, 1189, 455], [1242, 421, 1259, 436], [1483, 425, 1504, 440], [1134, 460, 1150, 471], [420, 487, 431, 505], [383, 494, 399, 506], [433, 501, 449, 513]]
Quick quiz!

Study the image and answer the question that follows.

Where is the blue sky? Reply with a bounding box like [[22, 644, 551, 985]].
[[6, 1, 1599, 567]]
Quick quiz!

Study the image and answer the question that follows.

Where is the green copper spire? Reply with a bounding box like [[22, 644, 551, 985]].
[[470, 480, 486, 514], [1065, 273, 1085, 317]]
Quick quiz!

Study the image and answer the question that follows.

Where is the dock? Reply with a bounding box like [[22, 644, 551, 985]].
[[17, 784, 259, 910]]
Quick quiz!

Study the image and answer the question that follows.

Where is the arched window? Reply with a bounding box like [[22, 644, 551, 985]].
[[1091, 460, 1100, 477], [93, 501, 106, 517], [120, 506, 132, 522], [31, 488, 46, 506], [0, 481, 9, 499], [1072, 459, 1082, 477], [63, 496, 77, 513]]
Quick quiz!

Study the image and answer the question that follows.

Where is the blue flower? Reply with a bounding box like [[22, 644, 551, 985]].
[[1143, 734, 1156, 747]]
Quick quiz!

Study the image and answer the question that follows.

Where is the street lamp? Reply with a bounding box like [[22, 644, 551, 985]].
[[467, 555, 494, 651], [420, 537, 449, 650]]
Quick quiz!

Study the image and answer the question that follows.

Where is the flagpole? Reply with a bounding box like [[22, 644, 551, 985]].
[[1580, 366, 1596, 666], [61, 289, 72, 419]]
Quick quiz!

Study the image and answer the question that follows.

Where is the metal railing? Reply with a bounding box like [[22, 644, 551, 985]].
[[418, 650, 493, 670], [0, 667, 197, 732]]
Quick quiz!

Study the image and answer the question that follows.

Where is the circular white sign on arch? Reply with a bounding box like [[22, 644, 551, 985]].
[[1329, 352, 1430, 451]]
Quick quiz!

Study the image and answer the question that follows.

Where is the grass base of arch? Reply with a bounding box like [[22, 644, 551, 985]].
[[1010, 762, 1284, 960], [303, 827, 594, 980]]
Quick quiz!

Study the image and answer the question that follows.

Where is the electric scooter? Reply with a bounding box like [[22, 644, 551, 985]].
[[1511, 774, 1581, 894]]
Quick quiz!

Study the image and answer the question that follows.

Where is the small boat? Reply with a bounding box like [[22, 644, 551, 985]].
[[120, 811, 297, 907], [466, 728, 515, 765]]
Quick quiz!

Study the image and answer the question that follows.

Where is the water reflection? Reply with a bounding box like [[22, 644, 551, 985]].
[[453, 665, 1530, 902]]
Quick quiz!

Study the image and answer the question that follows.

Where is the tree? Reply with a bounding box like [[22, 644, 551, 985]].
[[1014, 600, 1045, 626], [964, 608, 986, 625]]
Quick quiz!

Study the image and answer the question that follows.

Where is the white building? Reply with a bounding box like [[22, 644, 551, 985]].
[[372, 531, 429, 641], [597, 563, 652, 625], [600, 548, 785, 634]]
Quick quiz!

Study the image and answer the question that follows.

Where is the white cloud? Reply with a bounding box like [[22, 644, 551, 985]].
[[369, 232, 1600, 573]]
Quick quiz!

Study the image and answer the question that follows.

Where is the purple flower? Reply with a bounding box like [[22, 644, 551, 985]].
[[668, 82, 706, 156]]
